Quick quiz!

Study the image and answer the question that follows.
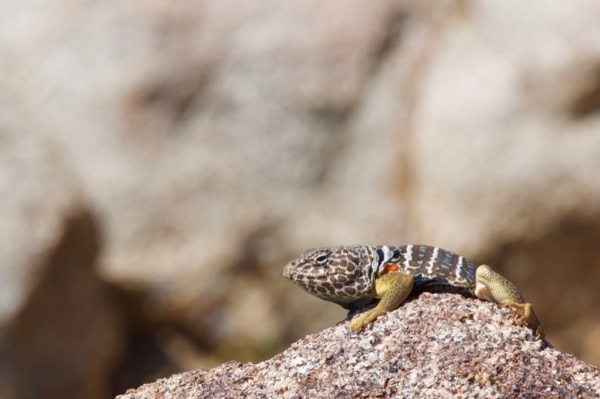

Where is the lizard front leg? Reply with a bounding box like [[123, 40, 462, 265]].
[[349, 271, 414, 331], [474, 264, 544, 337]]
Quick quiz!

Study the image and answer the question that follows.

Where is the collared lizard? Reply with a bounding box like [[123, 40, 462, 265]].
[[283, 244, 544, 336]]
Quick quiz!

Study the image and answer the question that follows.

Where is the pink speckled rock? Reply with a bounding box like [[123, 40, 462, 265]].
[[117, 294, 600, 398]]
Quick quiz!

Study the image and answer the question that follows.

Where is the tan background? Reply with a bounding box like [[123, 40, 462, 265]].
[[1, 1, 600, 398]]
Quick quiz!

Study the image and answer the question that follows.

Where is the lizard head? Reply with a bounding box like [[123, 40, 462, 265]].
[[283, 245, 375, 308]]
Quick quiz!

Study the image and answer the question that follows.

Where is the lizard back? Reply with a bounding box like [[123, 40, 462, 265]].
[[375, 244, 476, 292], [283, 244, 477, 309]]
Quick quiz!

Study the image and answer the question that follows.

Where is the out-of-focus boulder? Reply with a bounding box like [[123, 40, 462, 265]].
[[0, 112, 123, 399]]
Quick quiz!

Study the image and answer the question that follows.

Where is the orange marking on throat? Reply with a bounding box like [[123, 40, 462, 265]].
[[385, 264, 400, 273]]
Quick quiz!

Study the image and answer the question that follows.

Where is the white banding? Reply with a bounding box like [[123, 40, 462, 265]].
[[403, 245, 413, 268], [455, 256, 465, 282], [381, 246, 394, 264], [374, 245, 395, 277], [426, 247, 439, 275]]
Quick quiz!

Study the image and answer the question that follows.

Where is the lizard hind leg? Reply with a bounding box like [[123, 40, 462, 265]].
[[474, 264, 544, 337], [348, 271, 414, 331]]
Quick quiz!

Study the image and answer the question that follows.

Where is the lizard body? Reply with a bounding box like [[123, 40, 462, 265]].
[[283, 244, 543, 336]]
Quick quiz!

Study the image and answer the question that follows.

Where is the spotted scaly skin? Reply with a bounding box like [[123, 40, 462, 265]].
[[283, 244, 543, 336]]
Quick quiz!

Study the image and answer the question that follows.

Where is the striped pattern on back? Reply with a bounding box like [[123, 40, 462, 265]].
[[373, 245, 476, 288]]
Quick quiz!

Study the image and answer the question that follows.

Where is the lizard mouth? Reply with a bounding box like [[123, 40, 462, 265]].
[[282, 260, 297, 279]]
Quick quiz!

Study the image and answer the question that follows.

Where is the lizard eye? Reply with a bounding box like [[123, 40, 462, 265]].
[[315, 254, 328, 264]]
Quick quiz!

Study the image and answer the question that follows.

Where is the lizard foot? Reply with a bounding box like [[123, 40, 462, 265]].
[[507, 301, 545, 338], [348, 271, 415, 331], [348, 308, 386, 331]]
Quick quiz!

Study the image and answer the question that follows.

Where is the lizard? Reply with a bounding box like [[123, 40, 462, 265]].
[[283, 244, 544, 336]]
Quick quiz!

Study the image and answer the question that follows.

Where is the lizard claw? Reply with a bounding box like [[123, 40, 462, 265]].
[[507, 302, 545, 338]]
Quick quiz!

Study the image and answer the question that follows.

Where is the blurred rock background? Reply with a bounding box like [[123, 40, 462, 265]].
[[1, 0, 600, 398]]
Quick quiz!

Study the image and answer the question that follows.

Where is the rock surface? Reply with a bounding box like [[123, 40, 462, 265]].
[[116, 294, 600, 399]]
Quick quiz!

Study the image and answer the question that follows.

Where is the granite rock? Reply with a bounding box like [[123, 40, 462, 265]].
[[117, 294, 600, 399]]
